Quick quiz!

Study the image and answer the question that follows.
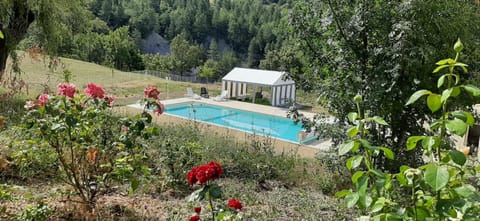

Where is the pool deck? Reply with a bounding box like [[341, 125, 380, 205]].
[[124, 97, 333, 157]]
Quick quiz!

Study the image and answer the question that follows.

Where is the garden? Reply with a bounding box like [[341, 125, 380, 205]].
[[1, 0, 480, 220]]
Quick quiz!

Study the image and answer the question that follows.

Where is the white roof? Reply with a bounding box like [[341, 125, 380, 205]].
[[222, 67, 295, 86]]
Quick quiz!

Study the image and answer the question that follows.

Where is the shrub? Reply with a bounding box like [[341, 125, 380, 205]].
[[21, 83, 162, 210], [336, 40, 480, 220]]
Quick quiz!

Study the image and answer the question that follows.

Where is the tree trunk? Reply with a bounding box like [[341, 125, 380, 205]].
[[0, 1, 36, 79], [0, 30, 6, 77]]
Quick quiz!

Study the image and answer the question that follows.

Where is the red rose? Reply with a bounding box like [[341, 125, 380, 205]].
[[187, 166, 199, 185], [196, 165, 215, 184], [194, 207, 201, 214], [189, 215, 200, 221], [207, 161, 223, 179], [37, 94, 49, 107], [84, 83, 105, 99], [144, 86, 160, 99], [57, 83, 76, 98], [227, 198, 242, 210]]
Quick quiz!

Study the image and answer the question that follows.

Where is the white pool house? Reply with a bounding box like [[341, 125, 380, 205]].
[[221, 67, 296, 107]]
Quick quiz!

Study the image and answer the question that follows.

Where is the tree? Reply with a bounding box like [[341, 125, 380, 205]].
[[286, 0, 480, 168], [103, 26, 144, 71], [199, 59, 220, 82], [218, 50, 238, 77], [208, 39, 220, 61], [170, 33, 204, 75], [0, 0, 82, 78]]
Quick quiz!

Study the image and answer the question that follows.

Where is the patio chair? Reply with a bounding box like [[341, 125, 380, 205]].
[[200, 87, 209, 98], [213, 90, 229, 101], [185, 87, 201, 99]]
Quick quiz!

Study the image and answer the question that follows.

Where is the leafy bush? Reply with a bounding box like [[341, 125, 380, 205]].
[[21, 83, 162, 210], [336, 40, 480, 220]]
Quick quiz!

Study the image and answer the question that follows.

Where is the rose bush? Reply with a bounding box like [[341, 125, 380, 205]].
[[187, 162, 244, 220], [22, 83, 162, 210]]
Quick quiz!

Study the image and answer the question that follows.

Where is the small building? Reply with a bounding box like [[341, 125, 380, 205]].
[[221, 67, 296, 106]]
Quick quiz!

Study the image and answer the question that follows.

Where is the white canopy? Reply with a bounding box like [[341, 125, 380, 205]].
[[221, 67, 296, 106], [222, 68, 295, 86]]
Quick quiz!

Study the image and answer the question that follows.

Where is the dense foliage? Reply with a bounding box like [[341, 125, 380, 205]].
[[337, 41, 480, 220], [283, 0, 480, 169], [4, 0, 294, 76]]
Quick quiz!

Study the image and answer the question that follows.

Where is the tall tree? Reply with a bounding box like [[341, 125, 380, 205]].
[[0, 0, 82, 78], [286, 0, 480, 168]]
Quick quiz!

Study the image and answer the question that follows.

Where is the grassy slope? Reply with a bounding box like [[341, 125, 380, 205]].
[[9, 53, 325, 111], [9, 53, 221, 105]]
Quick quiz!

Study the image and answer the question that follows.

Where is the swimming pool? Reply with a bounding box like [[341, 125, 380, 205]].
[[164, 102, 304, 143]]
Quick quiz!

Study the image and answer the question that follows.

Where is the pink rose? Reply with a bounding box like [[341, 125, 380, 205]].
[[57, 83, 76, 98], [144, 86, 160, 99], [84, 83, 105, 99], [37, 94, 49, 107]]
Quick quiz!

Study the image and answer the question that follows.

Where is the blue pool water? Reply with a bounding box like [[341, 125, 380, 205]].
[[164, 102, 303, 143]]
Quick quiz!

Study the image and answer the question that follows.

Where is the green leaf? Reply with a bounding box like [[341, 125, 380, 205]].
[[348, 112, 358, 123], [346, 156, 363, 170], [437, 75, 446, 88], [436, 58, 455, 65], [335, 189, 351, 198], [0, 31, 4, 39], [452, 111, 475, 126], [433, 65, 449, 73], [449, 150, 467, 166], [396, 166, 411, 186], [426, 94, 441, 113], [463, 85, 480, 97], [339, 140, 359, 155], [422, 136, 440, 151], [454, 184, 476, 198], [454, 74, 460, 85], [351, 171, 364, 183], [406, 136, 424, 150], [371, 197, 386, 213], [209, 185, 222, 199], [406, 90, 432, 105], [347, 126, 358, 138], [416, 208, 430, 221], [380, 147, 395, 160], [451, 87, 461, 97], [369, 169, 385, 178], [345, 192, 359, 208], [454, 62, 468, 67], [446, 119, 468, 136], [441, 88, 453, 103], [359, 139, 377, 150], [130, 178, 139, 193], [372, 116, 388, 126], [424, 164, 449, 192]]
